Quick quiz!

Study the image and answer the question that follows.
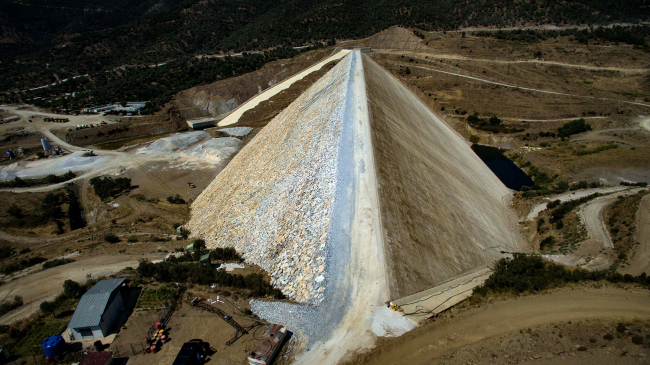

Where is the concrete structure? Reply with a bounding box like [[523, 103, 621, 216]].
[[67, 278, 126, 340], [187, 117, 219, 130]]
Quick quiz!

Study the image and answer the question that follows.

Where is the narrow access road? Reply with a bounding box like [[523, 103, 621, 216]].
[[344, 286, 650, 365], [379, 50, 649, 74], [577, 188, 643, 248], [217, 49, 352, 127], [526, 186, 629, 221], [621, 194, 650, 276], [387, 62, 650, 108]]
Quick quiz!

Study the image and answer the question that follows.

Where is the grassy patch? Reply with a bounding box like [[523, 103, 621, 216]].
[[472, 254, 650, 300], [42, 258, 75, 270], [574, 143, 618, 156], [135, 287, 177, 309]]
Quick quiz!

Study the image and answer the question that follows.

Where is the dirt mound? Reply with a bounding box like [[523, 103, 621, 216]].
[[181, 137, 241, 163], [172, 49, 333, 120], [353, 26, 426, 50], [140, 131, 209, 152]]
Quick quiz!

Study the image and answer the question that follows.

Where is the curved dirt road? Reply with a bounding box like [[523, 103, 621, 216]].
[[526, 186, 629, 222], [0, 254, 161, 325], [577, 188, 643, 248], [344, 286, 650, 365]]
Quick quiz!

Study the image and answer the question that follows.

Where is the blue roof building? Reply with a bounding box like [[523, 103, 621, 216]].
[[67, 278, 126, 340]]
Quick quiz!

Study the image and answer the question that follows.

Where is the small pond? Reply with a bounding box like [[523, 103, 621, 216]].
[[471, 144, 533, 191]]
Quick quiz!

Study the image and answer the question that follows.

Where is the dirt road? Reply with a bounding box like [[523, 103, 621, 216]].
[[0, 254, 160, 325], [578, 189, 643, 248], [344, 286, 650, 365], [379, 50, 649, 74], [217, 49, 352, 127], [526, 186, 629, 221], [387, 62, 650, 108], [621, 194, 650, 276]]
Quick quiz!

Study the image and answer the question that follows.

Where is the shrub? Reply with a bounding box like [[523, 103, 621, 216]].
[[43, 258, 75, 269], [127, 236, 139, 243], [540, 236, 556, 251], [603, 333, 614, 340], [7, 205, 22, 219], [577, 346, 588, 351], [616, 323, 627, 333], [558, 118, 591, 138], [632, 335, 644, 345], [0, 296, 23, 316], [488, 116, 502, 126], [104, 234, 120, 243], [0, 246, 14, 259], [166, 195, 186, 204], [63, 279, 84, 299], [18, 248, 30, 254], [89, 176, 132, 200], [211, 247, 242, 261], [547, 199, 561, 209]]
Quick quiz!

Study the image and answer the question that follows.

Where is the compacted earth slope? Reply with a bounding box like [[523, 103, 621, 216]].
[[187, 50, 525, 363], [363, 54, 522, 299]]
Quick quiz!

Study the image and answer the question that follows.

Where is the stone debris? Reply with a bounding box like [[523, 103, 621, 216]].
[[216, 127, 253, 137], [187, 55, 354, 305], [139, 131, 210, 153]]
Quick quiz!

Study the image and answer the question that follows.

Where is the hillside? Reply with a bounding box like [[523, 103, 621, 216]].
[[2, 0, 649, 94]]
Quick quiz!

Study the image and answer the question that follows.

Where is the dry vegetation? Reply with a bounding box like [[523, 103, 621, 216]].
[[606, 190, 650, 268]]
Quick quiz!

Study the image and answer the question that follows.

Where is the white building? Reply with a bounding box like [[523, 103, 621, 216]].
[[67, 278, 126, 340]]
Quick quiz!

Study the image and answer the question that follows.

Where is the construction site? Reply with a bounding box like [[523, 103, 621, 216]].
[[0, 25, 650, 365]]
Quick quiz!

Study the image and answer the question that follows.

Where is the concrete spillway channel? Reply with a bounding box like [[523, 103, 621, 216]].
[[186, 50, 525, 364]]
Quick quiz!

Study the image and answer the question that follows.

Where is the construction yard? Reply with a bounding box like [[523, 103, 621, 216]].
[[0, 25, 650, 365]]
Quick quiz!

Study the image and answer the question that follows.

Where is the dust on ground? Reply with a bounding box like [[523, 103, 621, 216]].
[[342, 284, 650, 365]]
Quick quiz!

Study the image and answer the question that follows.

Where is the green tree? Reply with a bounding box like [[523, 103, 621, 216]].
[[7, 205, 22, 219], [40, 301, 56, 317], [193, 239, 206, 262], [489, 116, 502, 126], [63, 280, 83, 299]]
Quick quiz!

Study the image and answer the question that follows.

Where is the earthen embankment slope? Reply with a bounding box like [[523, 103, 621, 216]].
[[362, 54, 523, 299]]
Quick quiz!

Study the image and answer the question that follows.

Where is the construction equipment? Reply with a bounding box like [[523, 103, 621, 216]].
[[388, 302, 404, 313], [186, 295, 248, 346]]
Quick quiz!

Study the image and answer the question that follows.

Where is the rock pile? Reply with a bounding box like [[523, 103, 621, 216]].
[[187, 55, 353, 304]]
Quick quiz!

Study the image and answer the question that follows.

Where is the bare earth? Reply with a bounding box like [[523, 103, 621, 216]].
[[0, 254, 161, 325], [622, 194, 650, 276], [343, 286, 650, 365]]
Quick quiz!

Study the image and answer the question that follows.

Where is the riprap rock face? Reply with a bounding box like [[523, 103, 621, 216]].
[[187, 55, 353, 304]]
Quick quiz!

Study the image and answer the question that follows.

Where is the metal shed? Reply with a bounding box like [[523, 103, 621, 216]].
[[67, 278, 126, 340]]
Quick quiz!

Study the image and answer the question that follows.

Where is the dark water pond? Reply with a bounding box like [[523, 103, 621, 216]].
[[471, 144, 533, 191]]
